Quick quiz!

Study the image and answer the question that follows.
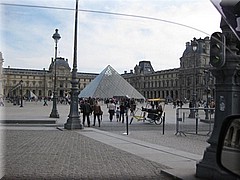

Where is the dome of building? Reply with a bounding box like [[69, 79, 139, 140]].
[[49, 57, 71, 71], [182, 42, 193, 57]]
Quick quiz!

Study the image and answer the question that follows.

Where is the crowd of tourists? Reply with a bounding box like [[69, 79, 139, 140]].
[[78, 97, 137, 127]]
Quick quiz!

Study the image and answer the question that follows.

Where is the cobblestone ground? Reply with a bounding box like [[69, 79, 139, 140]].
[[2, 129, 173, 180]]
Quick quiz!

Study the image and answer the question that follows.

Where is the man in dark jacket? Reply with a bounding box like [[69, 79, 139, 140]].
[[81, 100, 92, 127]]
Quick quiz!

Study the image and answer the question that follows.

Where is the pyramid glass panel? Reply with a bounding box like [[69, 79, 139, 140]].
[[79, 65, 145, 99]]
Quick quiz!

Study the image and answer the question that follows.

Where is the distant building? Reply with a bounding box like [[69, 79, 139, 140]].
[[1, 37, 215, 102], [122, 61, 179, 101], [179, 37, 215, 102], [122, 37, 215, 101], [2, 56, 97, 99]]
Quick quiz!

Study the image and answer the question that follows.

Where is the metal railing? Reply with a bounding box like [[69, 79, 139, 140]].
[[175, 107, 215, 136]]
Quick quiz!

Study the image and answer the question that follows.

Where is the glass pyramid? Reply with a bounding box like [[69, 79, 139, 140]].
[[79, 65, 145, 99]]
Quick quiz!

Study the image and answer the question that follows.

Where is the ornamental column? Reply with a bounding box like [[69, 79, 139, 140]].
[[196, 19, 240, 180]]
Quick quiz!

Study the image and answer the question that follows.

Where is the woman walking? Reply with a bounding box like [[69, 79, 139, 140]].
[[93, 100, 102, 127], [108, 100, 116, 122]]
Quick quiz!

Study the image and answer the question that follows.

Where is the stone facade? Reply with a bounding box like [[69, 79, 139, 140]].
[[1, 37, 215, 101], [122, 61, 179, 101], [2, 56, 97, 99], [179, 37, 215, 101], [122, 61, 180, 101], [123, 37, 215, 101]]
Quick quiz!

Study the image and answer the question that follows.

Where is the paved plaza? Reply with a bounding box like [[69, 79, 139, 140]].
[[0, 100, 211, 179]]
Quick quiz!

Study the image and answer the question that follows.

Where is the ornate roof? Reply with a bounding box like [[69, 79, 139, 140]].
[[49, 57, 71, 71], [181, 37, 210, 57]]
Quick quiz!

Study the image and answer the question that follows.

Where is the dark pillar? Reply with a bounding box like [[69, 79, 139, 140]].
[[64, 0, 83, 130], [20, 80, 23, 107], [196, 19, 240, 179]]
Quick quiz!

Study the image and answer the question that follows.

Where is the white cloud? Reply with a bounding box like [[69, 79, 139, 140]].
[[1, 0, 221, 73]]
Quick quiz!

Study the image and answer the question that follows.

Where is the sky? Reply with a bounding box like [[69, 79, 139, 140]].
[[0, 0, 221, 74]]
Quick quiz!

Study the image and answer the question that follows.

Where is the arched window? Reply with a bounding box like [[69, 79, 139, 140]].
[[48, 90, 52, 97], [39, 90, 42, 97]]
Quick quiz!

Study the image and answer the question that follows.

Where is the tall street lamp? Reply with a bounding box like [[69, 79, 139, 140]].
[[50, 29, 61, 118], [64, 0, 83, 129], [20, 80, 23, 107], [189, 37, 198, 118]]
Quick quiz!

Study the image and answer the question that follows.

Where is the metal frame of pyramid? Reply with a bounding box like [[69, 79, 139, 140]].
[[79, 65, 145, 99]]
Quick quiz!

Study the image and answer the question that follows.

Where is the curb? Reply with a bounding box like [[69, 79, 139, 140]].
[[0, 120, 56, 124]]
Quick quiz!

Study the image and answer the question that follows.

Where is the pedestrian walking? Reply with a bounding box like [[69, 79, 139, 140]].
[[179, 100, 183, 108], [188, 100, 194, 118], [173, 101, 176, 108], [119, 102, 126, 123], [157, 103, 163, 117], [82, 100, 92, 127], [93, 100, 102, 127], [209, 100, 215, 114], [43, 97, 48, 106], [108, 100, 116, 122], [116, 106, 120, 122], [129, 98, 136, 116]]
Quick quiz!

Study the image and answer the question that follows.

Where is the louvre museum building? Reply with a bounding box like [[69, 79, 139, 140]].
[[0, 37, 215, 102]]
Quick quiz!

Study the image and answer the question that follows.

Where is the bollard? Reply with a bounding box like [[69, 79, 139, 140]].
[[126, 113, 129, 135], [195, 110, 198, 134], [162, 112, 165, 135], [123, 110, 129, 135], [176, 108, 179, 135]]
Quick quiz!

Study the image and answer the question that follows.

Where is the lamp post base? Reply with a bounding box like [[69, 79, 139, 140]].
[[49, 95, 59, 118], [49, 110, 59, 118], [64, 117, 83, 130]]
